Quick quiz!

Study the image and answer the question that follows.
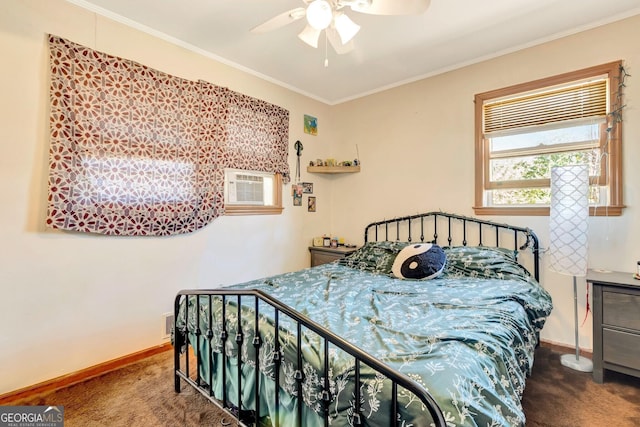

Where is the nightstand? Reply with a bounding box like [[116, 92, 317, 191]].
[[588, 269, 640, 383], [309, 246, 358, 267]]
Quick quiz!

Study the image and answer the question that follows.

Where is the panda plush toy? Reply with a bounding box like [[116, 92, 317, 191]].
[[391, 243, 446, 280]]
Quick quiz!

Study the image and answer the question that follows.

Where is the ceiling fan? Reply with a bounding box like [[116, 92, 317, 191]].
[[251, 0, 431, 55]]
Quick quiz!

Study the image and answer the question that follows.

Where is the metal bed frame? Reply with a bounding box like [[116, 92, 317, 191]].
[[173, 212, 540, 426], [364, 211, 539, 281]]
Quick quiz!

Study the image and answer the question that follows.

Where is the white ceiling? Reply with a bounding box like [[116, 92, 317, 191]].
[[68, 0, 640, 105]]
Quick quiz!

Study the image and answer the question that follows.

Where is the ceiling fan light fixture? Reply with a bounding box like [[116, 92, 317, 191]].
[[333, 12, 360, 44], [298, 25, 322, 48], [306, 0, 333, 30]]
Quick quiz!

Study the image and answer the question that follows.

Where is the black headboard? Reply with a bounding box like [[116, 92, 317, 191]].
[[364, 211, 540, 281]]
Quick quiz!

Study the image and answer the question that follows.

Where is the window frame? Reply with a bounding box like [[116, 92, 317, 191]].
[[485, 123, 607, 191], [474, 61, 624, 216], [224, 171, 283, 216]]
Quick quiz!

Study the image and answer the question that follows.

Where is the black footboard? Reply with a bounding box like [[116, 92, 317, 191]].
[[173, 289, 447, 427]]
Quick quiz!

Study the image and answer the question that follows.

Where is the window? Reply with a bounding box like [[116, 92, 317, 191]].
[[221, 90, 290, 216], [48, 36, 290, 235], [224, 169, 283, 215], [83, 156, 196, 205], [474, 61, 624, 216]]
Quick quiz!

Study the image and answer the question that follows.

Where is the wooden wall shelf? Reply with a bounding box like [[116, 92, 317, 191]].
[[307, 166, 360, 174]]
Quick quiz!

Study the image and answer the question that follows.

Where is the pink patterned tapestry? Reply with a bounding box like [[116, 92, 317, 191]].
[[224, 90, 290, 175], [47, 36, 289, 236]]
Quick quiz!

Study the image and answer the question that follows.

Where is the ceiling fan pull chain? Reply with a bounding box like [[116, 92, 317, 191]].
[[324, 31, 329, 67]]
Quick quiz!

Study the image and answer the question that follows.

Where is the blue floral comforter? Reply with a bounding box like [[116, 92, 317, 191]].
[[179, 244, 553, 426]]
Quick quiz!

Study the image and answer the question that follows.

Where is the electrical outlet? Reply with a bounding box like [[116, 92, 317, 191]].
[[162, 312, 174, 340]]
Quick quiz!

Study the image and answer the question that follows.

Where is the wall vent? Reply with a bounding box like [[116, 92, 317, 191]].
[[162, 312, 174, 340]]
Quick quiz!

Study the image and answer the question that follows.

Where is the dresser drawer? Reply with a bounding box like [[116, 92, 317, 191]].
[[311, 251, 343, 267], [309, 246, 358, 267], [603, 291, 640, 330], [603, 328, 640, 371]]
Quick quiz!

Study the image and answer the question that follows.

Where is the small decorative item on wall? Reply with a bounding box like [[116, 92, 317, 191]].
[[304, 114, 317, 135], [308, 196, 316, 212], [302, 182, 313, 194], [292, 184, 303, 206]]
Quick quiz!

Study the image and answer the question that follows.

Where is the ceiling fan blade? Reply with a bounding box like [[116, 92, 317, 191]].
[[251, 7, 306, 33], [298, 25, 322, 48], [347, 0, 431, 15], [326, 28, 354, 54]]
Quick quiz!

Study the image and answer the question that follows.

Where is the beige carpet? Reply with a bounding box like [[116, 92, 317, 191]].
[[6, 345, 640, 426]]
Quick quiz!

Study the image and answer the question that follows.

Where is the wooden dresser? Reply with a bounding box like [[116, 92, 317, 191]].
[[587, 269, 640, 383]]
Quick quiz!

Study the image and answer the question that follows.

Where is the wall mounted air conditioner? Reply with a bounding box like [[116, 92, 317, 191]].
[[224, 168, 274, 206]]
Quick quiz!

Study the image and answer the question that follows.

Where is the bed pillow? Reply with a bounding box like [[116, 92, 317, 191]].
[[442, 245, 530, 280], [339, 241, 410, 274], [391, 243, 446, 280]]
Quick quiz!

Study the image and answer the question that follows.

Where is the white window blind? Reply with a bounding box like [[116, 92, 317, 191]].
[[483, 79, 607, 136]]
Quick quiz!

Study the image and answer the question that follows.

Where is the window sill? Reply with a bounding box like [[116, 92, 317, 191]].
[[225, 205, 284, 216], [473, 205, 624, 217]]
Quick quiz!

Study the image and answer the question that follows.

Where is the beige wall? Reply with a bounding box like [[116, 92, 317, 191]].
[[329, 15, 640, 350], [0, 0, 333, 394], [1, 0, 639, 395]]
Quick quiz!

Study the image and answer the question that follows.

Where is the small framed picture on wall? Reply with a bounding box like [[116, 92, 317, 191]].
[[308, 196, 316, 212], [304, 114, 317, 135], [302, 182, 313, 194], [292, 184, 302, 206]]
